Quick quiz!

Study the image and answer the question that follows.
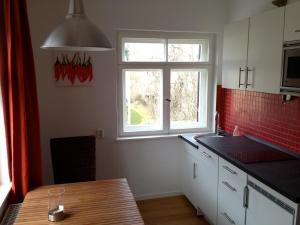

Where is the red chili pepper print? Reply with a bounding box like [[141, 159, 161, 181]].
[[54, 53, 93, 85]]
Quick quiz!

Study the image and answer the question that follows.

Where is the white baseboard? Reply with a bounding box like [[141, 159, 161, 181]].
[[134, 191, 183, 201]]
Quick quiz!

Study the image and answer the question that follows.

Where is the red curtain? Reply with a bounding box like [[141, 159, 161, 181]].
[[0, 0, 42, 202]]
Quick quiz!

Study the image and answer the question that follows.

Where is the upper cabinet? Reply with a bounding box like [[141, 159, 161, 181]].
[[222, 18, 249, 90], [222, 7, 284, 94], [247, 7, 284, 94], [284, 1, 300, 42]]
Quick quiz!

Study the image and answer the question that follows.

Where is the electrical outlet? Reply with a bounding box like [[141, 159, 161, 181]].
[[96, 129, 104, 139]]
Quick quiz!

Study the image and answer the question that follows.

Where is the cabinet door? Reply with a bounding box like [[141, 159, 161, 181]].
[[222, 18, 249, 90], [246, 177, 295, 225], [181, 143, 200, 208], [247, 7, 284, 94], [181, 147, 194, 206], [284, 1, 300, 42], [196, 146, 218, 225], [181, 147, 190, 201]]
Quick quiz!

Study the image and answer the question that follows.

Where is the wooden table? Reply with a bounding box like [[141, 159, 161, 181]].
[[14, 179, 144, 225]]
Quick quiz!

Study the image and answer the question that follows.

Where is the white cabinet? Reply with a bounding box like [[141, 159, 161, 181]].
[[222, 7, 284, 94], [284, 1, 300, 42], [181, 143, 218, 225], [181, 143, 199, 208], [197, 145, 218, 225], [217, 158, 247, 225], [222, 18, 249, 90], [181, 141, 300, 225], [246, 176, 296, 225], [247, 7, 284, 94]]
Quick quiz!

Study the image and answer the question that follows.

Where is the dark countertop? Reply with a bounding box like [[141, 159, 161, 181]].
[[179, 134, 300, 203]]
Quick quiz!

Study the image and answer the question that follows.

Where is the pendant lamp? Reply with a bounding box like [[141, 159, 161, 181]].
[[41, 0, 112, 51]]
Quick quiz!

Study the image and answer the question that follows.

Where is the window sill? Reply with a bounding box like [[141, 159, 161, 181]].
[[0, 183, 11, 209], [115, 132, 209, 141]]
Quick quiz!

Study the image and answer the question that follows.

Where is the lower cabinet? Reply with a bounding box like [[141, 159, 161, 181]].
[[181, 142, 299, 225], [181, 144, 200, 207], [197, 145, 218, 224], [181, 143, 218, 224], [246, 176, 295, 225], [217, 158, 247, 225]]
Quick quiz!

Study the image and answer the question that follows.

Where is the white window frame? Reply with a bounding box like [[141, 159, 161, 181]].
[[117, 30, 215, 137]]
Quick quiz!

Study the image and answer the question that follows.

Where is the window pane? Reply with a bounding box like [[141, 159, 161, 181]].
[[122, 38, 166, 62], [0, 89, 9, 185], [124, 69, 163, 132], [170, 69, 208, 129], [168, 39, 209, 62]]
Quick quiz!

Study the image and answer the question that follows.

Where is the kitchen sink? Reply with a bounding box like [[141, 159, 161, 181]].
[[193, 132, 227, 141]]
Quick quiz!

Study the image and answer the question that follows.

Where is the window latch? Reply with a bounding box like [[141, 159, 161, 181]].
[[165, 98, 171, 102]]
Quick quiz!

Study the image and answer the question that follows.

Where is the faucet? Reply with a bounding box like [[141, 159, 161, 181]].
[[215, 111, 220, 135]]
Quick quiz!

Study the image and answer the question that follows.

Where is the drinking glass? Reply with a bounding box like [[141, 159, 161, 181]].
[[48, 188, 65, 221]]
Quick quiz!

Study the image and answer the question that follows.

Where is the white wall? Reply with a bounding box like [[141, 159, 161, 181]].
[[228, 0, 300, 22], [27, 0, 229, 199]]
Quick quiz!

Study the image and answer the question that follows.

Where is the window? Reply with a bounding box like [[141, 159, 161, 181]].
[[123, 69, 163, 132], [168, 39, 209, 62], [118, 31, 214, 136], [122, 38, 166, 62], [170, 69, 208, 130], [0, 88, 10, 207]]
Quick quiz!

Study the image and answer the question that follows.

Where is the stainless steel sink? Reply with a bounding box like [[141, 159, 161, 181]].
[[193, 132, 226, 141]]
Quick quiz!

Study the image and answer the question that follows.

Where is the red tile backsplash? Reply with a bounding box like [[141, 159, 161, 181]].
[[217, 85, 300, 153]]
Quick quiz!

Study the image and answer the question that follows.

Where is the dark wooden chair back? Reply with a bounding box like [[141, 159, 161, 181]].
[[50, 136, 96, 184]]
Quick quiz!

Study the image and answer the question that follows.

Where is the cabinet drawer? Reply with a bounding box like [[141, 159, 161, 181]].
[[219, 178, 245, 206], [218, 212, 237, 225], [219, 158, 247, 198], [218, 208, 243, 225], [197, 144, 218, 163], [218, 158, 247, 225], [218, 184, 246, 225]]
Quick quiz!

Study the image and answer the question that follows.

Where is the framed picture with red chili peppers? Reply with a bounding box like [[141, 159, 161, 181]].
[[52, 52, 94, 86]]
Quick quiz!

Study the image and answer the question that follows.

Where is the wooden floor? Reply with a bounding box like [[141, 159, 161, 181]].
[[137, 196, 209, 225]]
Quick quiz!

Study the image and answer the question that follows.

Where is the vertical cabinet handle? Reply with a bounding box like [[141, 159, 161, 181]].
[[222, 165, 237, 175], [222, 212, 236, 224], [238, 67, 245, 88], [246, 66, 253, 88], [193, 162, 197, 179], [243, 186, 249, 208]]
